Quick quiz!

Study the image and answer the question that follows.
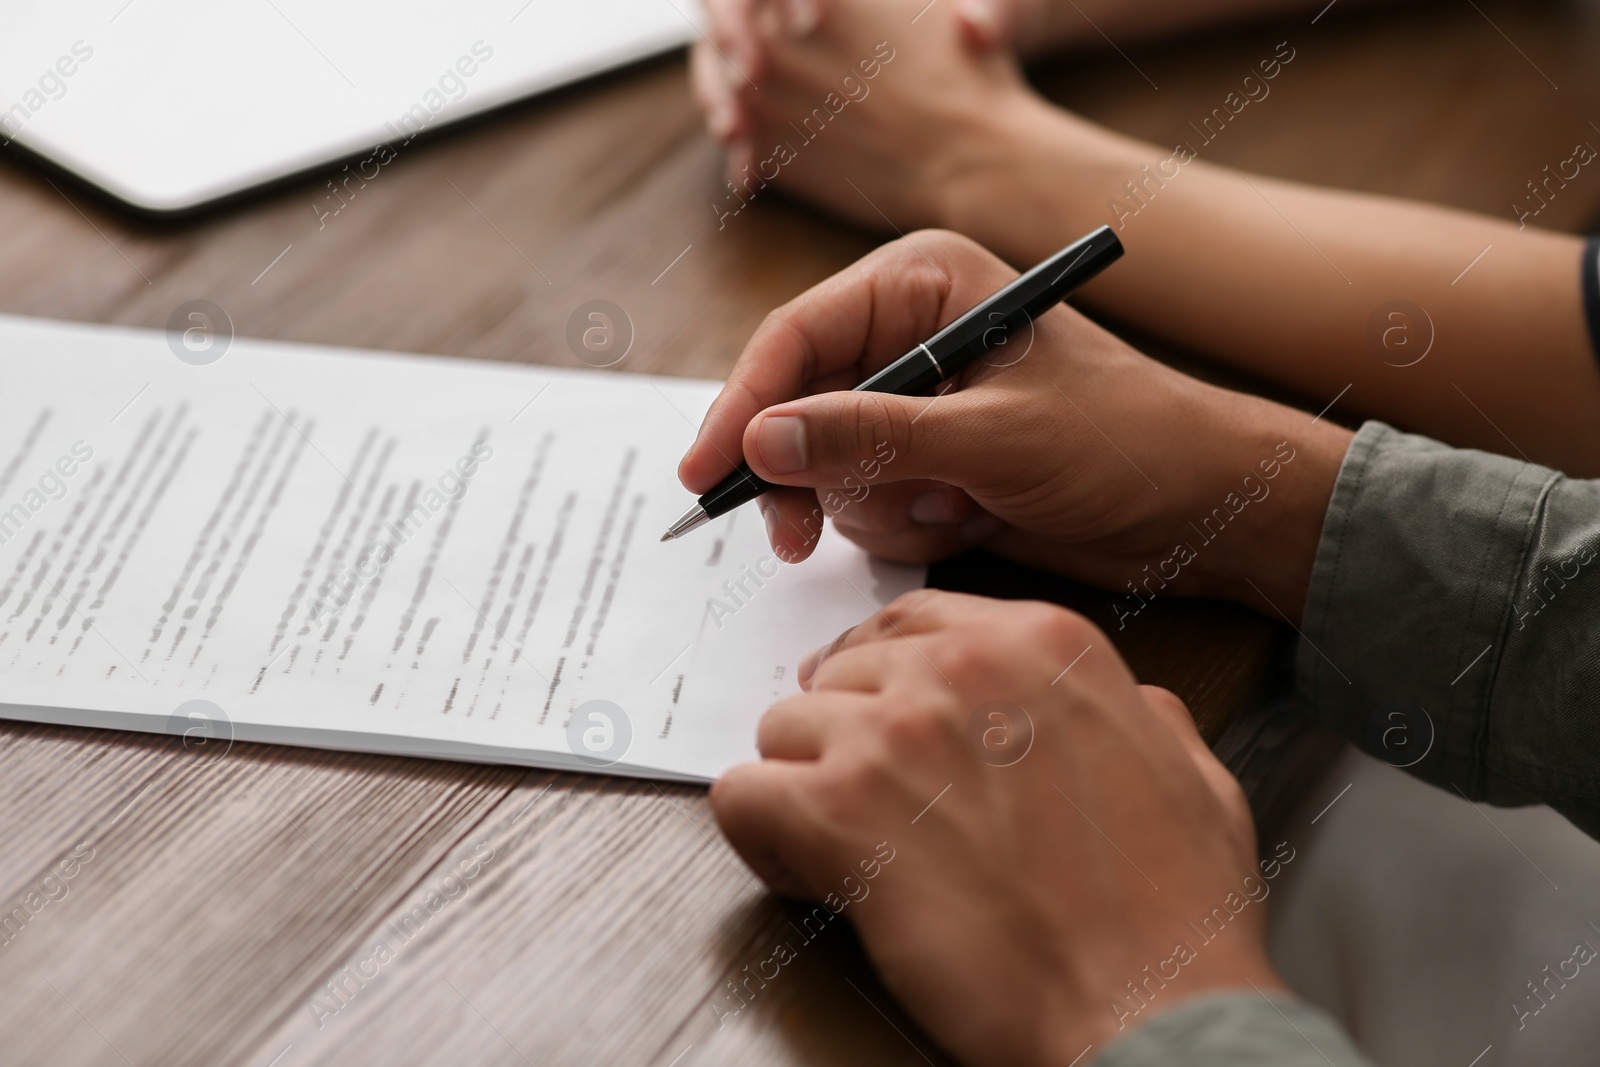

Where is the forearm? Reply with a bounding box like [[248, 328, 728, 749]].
[[944, 102, 1600, 474], [1145, 380, 1354, 624], [1298, 422, 1600, 837]]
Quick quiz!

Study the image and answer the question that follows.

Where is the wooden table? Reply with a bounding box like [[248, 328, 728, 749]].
[[1, 3, 1596, 1064]]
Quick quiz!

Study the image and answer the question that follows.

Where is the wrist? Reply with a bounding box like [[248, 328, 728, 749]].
[[933, 97, 1147, 266], [1034, 947, 1291, 1067], [1183, 389, 1353, 624]]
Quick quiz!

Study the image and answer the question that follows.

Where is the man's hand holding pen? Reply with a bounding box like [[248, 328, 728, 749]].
[[675, 230, 1351, 623]]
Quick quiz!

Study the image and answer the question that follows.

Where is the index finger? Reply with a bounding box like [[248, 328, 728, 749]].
[[676, 232, 1010, 493]]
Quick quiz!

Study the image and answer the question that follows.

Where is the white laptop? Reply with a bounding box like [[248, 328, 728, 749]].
[[0, 1, 696, 213]]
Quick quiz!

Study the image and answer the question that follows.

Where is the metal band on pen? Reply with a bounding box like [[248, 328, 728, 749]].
[[918, 343, 944, 380]]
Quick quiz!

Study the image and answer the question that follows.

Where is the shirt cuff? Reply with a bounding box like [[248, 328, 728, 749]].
[[1092, 992, 1371, 1067], [1296, 421, 1556, 805]]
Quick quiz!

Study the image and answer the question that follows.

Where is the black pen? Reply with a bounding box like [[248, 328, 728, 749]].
[[659, 226, 1124, 542]]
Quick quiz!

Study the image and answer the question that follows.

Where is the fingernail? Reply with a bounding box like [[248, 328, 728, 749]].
[[756, 416, 807, 475], [960, 513, 1004, 542], [761, 500, 780, 545], [786, 0, 820, 36], [910, 490, 962, 525], [798, 642, 829, 686]]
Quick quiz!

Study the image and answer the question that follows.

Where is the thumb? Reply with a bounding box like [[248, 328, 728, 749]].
[[741, 389, 974, 491]]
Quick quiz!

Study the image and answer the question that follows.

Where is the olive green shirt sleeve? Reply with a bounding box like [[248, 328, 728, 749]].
[[1093, 993, 1372, 1066], [1298, 421, 1600, 837], [1093, 421, 1600, 1067]]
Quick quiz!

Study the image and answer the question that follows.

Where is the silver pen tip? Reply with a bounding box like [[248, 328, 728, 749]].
[[660, 503, 711, 542]]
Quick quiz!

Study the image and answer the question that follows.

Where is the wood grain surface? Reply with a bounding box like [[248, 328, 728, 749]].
[[0, 2, 1596, 1065]]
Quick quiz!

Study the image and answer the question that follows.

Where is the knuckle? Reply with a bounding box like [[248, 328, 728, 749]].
[[752, 306, 817, 380], [879, 587, 944, 630], [873, 231, 957, 273], [1023, 601, 1099, 655], [878, 708, 943, 762], [929, 638, 989, 688], [814, 760, 876, 826], [903, 228, 980, 260], [898, 638, 948, 681], [899, 229, 1004, 284], [847, 391, 911, 467], [872, 690, 955, 762], [756, 305, 795, 348]]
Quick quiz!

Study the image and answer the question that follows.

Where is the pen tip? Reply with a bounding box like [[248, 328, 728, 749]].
[[661, 503, 710, 542]]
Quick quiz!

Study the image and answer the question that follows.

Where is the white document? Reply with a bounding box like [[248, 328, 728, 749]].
[[0, 315, 924, 782]]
